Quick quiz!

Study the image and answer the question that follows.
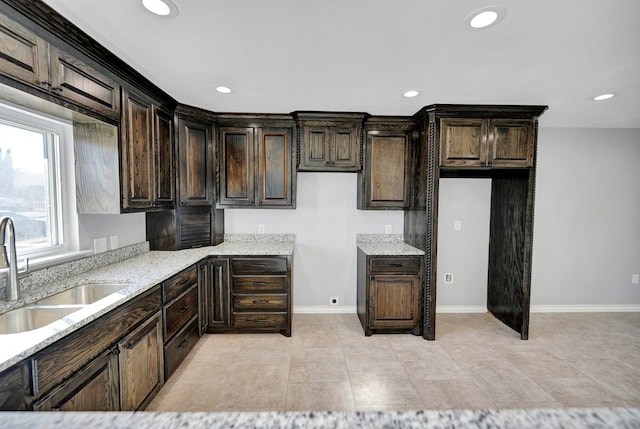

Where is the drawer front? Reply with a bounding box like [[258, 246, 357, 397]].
[[231, 258, 287, 275], [33, 286, 161, 395], [233, 294, 287, 311], [232, 276, 287, 293], [164, 318, 199, 380], [163, 265, 198, 303], [370, 257, 421, 275], [232, 313, 287, 330], [164, 285, 198, 340]]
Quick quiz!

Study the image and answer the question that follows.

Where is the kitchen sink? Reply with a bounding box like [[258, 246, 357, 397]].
[[0, 306, 77, 335], [34, 283, 128, 307]]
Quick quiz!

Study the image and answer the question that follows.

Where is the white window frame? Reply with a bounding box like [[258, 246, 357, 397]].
[[0, 102, 78, 261]]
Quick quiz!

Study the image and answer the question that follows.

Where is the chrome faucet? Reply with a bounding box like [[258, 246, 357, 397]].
[[1, 216, 27, 301]]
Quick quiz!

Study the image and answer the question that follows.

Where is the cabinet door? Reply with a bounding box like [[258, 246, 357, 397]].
[[370, 274, 420, 330], [440, 118, 487, 167], [121, 88, 154, 210], [178, 118, 213, 206], [488, 119, 533, 167], [362, 132, 409, 209], [0, 10, 48, 88], [0, 362, 30, 410], [219, 127, 255, 206], [48, 45, 120, 118], [154, 106, 175, 206], [300, 126, 331, 169], [201, 258, 229, 332], [34, 348, 120, 411], [256, 128, 293, 207], [118, 311, 164, 411], [331, 127, 360, 170]]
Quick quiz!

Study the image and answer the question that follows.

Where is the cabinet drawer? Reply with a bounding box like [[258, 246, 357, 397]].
[[232, 313, 287, 330], [370, 257, 421, 275], [233, 294, 287, 311], [164, 285, 198, 340], [231, 258, 286, 274], [164, 318, 199, 380], [232, 276, 287, 293], [163, 265, 198, 302]]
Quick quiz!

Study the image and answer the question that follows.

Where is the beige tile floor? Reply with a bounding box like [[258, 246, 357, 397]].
[[146, 312, 640, 412]]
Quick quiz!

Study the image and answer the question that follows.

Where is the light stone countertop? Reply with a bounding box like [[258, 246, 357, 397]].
[[1, 408, 639, 428], [0, 235, 294, 373], [356, 234, 425, 256]]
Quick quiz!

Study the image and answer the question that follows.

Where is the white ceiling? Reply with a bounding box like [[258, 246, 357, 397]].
[[42, 0, 640, 128]]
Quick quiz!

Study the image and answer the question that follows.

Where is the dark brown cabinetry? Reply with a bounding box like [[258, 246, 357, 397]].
[[357, 250, 422, 336], [0, 9, 120, 118], [218, 114, 295, 208], [405, 104, 547, 341], [199, 257, 229, 334], [359, 117, 413, 209], [121, 87, 175, 211], [0, 361, 30, 410], [178, 116, 214, 206], [295, 112, 366, 171], [230, 257, 292, 336], [440, 118, 534, 168], [161, 265, 201, 379]]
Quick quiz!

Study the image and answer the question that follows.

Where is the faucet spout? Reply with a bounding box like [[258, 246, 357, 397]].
[[0, 216, 20, 301]]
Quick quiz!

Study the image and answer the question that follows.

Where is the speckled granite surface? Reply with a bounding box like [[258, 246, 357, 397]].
[[357, 234, 424, 256], [0, 235, 294, 372], [1, 408, 639, 428]]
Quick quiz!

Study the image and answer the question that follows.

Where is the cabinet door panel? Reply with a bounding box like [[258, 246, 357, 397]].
[[333, 128, 358, 168], [49, 46, 120, 117], [440, 118, 486, 167], [303, 127, 330, 168], [257, 128, 292, 206], [178, 119, 213, 206], [367, 134, 408, 208], [119, 312, 164, 411], [122, 89, 154, 209], [219, 127, 254, 205], [34, 349, 120, 411], [0, 10, 48, 87], [370, 275, 420, 329], [203, 258, 229, 331], [154, 107, 174, 206], [490, 119, 533, 167]]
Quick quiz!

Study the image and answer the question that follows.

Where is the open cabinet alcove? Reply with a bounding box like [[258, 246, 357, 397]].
[[404, 104, 548, 340]]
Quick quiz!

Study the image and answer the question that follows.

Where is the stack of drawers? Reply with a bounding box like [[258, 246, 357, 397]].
[[230, 257, 291, 336]]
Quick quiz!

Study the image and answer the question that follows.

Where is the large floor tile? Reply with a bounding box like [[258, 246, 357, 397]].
[[285, 382, 355, 411]]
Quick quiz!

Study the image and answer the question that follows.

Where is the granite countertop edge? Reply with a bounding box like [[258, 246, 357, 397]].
[[0, 236, 294, 372]]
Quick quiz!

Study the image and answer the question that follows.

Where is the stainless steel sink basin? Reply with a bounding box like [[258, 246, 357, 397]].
[[0, 306, 77, 334], [34, 283, 127, 306]]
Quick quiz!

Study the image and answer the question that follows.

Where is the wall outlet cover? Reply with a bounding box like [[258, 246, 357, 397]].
[[329, 296, 339, 305], [110, 235, 119, 250], [93, 237, 107, 254]]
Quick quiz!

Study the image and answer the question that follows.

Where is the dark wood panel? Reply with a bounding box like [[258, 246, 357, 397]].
[[164, 285, 198, 340], [370, 257, 421, 275], [256, 128, 292, 206], [231, 313, 287, 330], [163, 265, 198, 303], [219, 127, 254, 205], [164, 318, 199, 380], [233, 294, 287, 311], [440, 118, 486, 167], [201, 258, 229, 332], [371, 275, 420, 325], [0, 361, 31, 410], [231, 258, 287, 274], [177, 118, 213, 206], [179, 210, 212, 248], [232, 276, 288, 294], [490, 119, 533, 167], [32, 286, 161, 395], [153, 106, 174, 206], [487, 173, 530, 339]]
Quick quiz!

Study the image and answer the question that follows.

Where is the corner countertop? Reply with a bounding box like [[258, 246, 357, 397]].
[[0, 234, 294, 373], [356, 234, 425, 256], [1, 408, 638, 428]]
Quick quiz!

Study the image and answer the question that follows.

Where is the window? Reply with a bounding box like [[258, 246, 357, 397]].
[[0, 103, 75, 259]]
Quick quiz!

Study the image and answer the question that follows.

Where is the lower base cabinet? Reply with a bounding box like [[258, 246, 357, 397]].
[[357, 250, 422, 336]]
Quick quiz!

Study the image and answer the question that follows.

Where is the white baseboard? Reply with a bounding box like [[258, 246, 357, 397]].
[[294, 306, 356, 314], [530, 304, 640, 313]]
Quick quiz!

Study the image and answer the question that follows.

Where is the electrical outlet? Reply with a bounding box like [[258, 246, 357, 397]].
[[385, 224, 392, 234], [109, 235, 119, 250], [330, 296, 339, 306], [454, 220, 462, 231], [258, 224, 265, 234], [93, 237, 107, 254], [444, 272, 454, 284], [633, 274, 640, 284]]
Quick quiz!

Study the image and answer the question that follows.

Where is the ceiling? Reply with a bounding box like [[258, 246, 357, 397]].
[[42, 0, 640, 128]]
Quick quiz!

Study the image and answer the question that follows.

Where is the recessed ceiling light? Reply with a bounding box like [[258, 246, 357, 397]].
[[465, 6, 507, 30], [593, 93, 615, 101], [216, 86, 232, 94], [402, 89, 420, 98], [142, 0, 178, 17]]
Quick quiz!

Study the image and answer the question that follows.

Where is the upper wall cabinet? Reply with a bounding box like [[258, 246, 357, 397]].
[[177, 114, 214, 207], [294, 112, 367, 172], [121, 87, 174, 211], [358, 117, 413, 210], [440, 117, 535, 168], [0, 9, 120, 118], [218, 114, 295, 208]]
